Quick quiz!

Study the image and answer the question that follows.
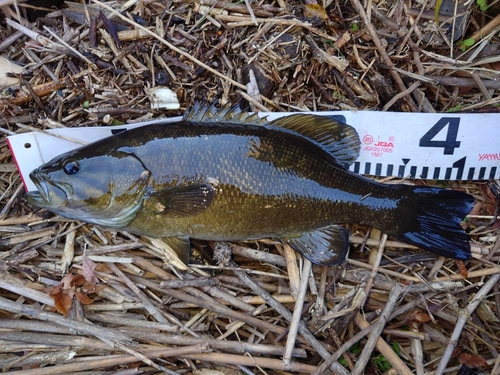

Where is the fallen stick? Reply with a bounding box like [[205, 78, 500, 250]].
[[351, 282, 405, 374], [434, 272, 500, 375], [283, 259, 312, 365], [354, 311, 414, 375], [6, 344, 208, 375], [182, 352, 317, 373]]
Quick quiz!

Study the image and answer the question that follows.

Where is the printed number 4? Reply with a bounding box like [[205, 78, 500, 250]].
[[419, 117, 460, 155]]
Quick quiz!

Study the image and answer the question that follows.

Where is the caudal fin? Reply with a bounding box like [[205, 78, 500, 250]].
[[388, 187, 474, 260]]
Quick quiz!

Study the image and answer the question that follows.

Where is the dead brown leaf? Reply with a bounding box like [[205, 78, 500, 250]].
[[70, 273, 86, 288], [409, 310, 432, 324], [459, 353, 490, 369], [457, 261, 468, 278], [52, 290, 73, 317], [48, 271, 99, 316], [303, 4, 328, 21], [75, 290, 94, 304], [82, 255, 99, 286]]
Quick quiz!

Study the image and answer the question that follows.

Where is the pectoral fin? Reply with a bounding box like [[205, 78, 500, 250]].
[[283, 225, 349, 265], [149, 184, 214, 217]]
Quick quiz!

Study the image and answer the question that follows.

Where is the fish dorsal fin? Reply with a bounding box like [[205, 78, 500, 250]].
[[271, 114, 360, 168], [184, 103, 360, 167], [183, 102, 267, 126], [284, 225, 349, 266]]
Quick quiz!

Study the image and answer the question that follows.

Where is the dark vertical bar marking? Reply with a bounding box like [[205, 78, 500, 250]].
[[420, 166, 428, 179], [364, 163, 371, 175], [445, 167, 452, 180], [452, 156, 466, 180], [478, 167, 486, 180], [398, 165, 406, 178], [409, 166, 417, 178], [489, 167, 497, 180], [433, 167, 440, 179], [467, 167, 475, 180], [386, 164, 393, 176]]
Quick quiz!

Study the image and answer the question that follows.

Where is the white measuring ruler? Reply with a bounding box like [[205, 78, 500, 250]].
[[8, 110, 500, 192], [268, 111, 498, 181]]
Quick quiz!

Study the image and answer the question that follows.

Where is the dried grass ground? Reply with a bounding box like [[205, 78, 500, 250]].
[[0, 0, 500, 374]]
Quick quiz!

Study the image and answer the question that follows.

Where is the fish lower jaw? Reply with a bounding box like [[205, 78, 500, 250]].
[[25, 190, 53, 208]]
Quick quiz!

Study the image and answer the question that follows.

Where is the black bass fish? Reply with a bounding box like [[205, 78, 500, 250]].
[[26, 103, 474, 265]]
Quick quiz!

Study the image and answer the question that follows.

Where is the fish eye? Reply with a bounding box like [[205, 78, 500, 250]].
[[63, 160, 80, 175]]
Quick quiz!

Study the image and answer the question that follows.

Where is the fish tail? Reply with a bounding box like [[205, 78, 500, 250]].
[[387, 187, 474, 260]]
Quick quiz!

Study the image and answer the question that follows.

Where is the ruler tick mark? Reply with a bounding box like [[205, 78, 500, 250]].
[[489, 167, 497, 179], [468, 167, 475, 180], [410, 166, 417, 178], [364, 162, 371, 175], [479, 167, 486, 180], [420, 166, 428, 179], [433, 167, 440, 179], [386, 164, 393, 176]]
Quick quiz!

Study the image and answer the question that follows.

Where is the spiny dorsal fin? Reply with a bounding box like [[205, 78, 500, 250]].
[[270, 114, 360, 168], [183, 102, 267, 125], [184, 103, 360, 167]]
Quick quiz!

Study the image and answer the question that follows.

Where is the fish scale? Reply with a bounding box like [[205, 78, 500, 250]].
[[26, 103, 474, 265], [126, 125, 335, 236]]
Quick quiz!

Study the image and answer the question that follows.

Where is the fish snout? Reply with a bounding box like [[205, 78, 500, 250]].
[[26, 170, 68, 208]]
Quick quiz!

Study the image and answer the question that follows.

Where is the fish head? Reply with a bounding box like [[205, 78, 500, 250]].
[[26, 148, 151, 228]]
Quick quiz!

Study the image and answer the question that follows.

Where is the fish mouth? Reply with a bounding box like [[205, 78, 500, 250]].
[[25, 169, 68, 208]]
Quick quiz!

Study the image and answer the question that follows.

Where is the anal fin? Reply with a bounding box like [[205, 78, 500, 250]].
[[283, 225, 349, 266], [162, 236, 191, 266]]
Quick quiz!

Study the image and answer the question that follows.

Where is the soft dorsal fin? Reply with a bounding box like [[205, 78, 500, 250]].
[[183, 102, 267, 126], [270, 114, 360, 168]]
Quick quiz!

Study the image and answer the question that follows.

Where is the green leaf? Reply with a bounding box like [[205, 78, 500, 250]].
[[373, 354, 392, 372], [392, 342, 400, 355], [460, 38, 476, 51], [435, 0, 443, 23], [477, 0, 488, 11], [349, 342, 363, 354], [447, 103, 462, 112]]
